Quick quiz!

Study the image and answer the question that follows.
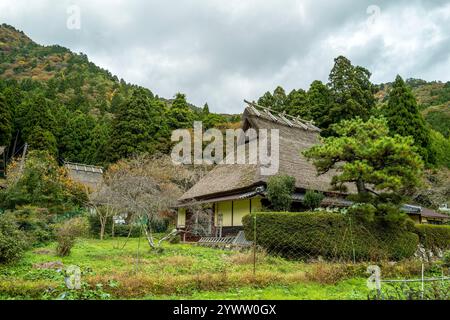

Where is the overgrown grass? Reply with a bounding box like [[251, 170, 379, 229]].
[[0, 238, 443, 300]]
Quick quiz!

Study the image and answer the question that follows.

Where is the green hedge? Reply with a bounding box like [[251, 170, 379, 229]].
[[415, 224, 450, 253], [242, 212, 419, 261]]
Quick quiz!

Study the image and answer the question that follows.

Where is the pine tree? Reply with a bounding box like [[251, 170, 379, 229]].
[[384, 75, 435, 164], [304, 116, 424, 223], [0, 93, 13, 146]]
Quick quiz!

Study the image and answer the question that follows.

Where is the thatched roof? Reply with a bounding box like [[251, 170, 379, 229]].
[[179, 102, 355, 203], [64, 162, 104, 189], [64, 162, 104, 174]]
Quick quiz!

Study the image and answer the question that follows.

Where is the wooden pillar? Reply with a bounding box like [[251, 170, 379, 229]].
[[231, 201, 234, 227]]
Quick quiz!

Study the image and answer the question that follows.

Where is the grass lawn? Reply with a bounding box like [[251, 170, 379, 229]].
[[0, 237, 429, 300]]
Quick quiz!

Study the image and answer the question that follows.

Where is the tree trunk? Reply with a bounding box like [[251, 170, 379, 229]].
[[356, 178, 367, 195], [143, 226, 156, 249], [100, 218, 105, 240], [111, 220, 115, 238]]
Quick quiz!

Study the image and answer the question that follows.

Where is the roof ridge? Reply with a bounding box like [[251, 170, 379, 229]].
[[243, 100, 321, 132]]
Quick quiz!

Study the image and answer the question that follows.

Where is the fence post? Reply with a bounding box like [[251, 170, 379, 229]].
[[253, 213, 256, 276], [421, 263, 424, 299], [348, 216, 356, 264]]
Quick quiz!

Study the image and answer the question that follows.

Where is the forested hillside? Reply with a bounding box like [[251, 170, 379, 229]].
[[375, 79, 450, 138], [0, 24, 448, 170], [0, 24, 234, 166]]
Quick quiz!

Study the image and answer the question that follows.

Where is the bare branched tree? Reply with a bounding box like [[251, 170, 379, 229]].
[[87, 182, 120, 240], [184, 202, 214, 237], [101, 154, 207, 251], [86, 154, 212, 250]]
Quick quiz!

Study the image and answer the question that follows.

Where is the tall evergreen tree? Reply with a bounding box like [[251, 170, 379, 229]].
[[384, 75, 435, 164], [60, 110, 96, 163], [27, 126, 58, 156], [287, 89, 309, 118], [86, 120, 111, 165], [257, 91, 275, 109], [271, 86, 288, 112], [257, 86, 288, 112], [307, 80, 332, 129], [148, 99, 171, 153], [326, 56, 375, 135], [15, 94, 57, 150], [202, 103, 210, 115], [166, 93, 194, 130], [0, 93, 13, 146], [107, 88, 162, 162]]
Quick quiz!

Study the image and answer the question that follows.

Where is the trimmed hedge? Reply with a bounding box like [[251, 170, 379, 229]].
[[415, 224, 450, 253], [242, 212, 419, 261]]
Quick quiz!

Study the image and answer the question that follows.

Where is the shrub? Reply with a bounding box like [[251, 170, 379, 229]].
[[443, 251, 450, 267], [415, 224, 450, 254], [0, 214, 28, 264], [55, 217, 88, 257], [6, 206, 54, 245], [169, 234, 181, 244], [242, 212, 419, 261], [0, 151, 88, 212], [303, 190, 325, 210], [113, 224, 142, 237], [266, 175, 295, 211]]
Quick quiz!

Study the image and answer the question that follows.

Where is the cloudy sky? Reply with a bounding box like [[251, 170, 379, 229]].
[[1, 0, 449, 113]]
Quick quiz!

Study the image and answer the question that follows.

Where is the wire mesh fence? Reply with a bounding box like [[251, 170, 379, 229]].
[[241, 212, 450, 299], [368, 266, 450, 300], [241, 212, 443, 265]]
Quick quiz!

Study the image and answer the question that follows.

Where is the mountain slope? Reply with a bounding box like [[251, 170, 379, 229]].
[[0, 23, 143, 114], [375, 78, 450, 137]]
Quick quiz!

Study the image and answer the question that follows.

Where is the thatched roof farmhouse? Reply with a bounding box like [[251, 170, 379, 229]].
[[176, 102, 448, 238]]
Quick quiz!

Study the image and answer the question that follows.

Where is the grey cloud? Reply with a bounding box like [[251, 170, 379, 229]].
[[0, 0, 449, 113]]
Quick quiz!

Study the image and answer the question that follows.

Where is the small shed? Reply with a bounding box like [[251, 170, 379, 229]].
[[402, 204, 450, 225], [64, 162, 104, 190]]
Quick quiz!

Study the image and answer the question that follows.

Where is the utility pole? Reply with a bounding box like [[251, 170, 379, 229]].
[[19, 143, 28, 172]]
